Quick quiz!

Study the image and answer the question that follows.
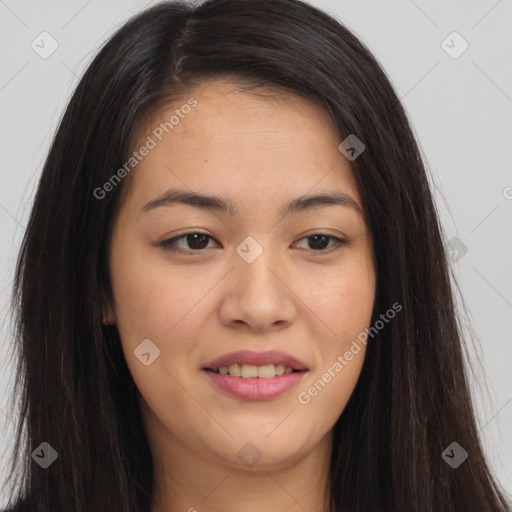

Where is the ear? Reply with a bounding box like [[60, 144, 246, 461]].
[[100, 289, 116, 325]]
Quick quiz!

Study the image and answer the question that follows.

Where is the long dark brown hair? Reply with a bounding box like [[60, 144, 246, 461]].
[[2, 0, 510, 510]]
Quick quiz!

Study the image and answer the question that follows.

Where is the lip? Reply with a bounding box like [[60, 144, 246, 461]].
[[202, 369, 308, 401], [202, 350, 309, 371]]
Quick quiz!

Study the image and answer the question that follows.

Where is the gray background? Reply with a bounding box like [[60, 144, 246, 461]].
[[1, 0, 511, 504]]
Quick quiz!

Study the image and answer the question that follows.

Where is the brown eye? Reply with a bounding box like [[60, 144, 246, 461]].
[[307, 235, 330, 250], [294, 234, 347, 253], [160, 232, 217, 252], [183, 233, 210, 250]]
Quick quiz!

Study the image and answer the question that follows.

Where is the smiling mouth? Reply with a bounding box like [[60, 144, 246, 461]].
[[204, 363, 304, 378]]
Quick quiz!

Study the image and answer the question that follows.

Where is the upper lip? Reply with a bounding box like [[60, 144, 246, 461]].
[[202, 350, 309, 371]]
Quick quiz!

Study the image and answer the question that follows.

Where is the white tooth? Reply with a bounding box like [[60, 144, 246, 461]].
[[275, 364, 285, 376], [229, 364, 241, 377], [257, 364, 276, 378], [241, 364, 258, 378], [221, 363, 294, 377]]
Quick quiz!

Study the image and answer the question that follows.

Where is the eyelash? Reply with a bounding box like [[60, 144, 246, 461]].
[[160, 232, 348, 255]]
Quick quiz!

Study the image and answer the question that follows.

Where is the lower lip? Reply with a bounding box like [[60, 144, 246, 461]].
[[202, 369, 308, 400]]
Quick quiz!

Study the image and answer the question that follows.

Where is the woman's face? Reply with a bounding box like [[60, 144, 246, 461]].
[[105, 79, 376, 471]]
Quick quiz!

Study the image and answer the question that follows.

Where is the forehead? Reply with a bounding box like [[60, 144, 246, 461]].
[[120, 80, 360, 214]]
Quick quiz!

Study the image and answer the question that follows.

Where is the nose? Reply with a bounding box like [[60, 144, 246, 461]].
[[218, 244, 298, 333]]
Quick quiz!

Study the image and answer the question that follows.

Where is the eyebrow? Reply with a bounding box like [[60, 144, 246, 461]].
[[141, 188, 362, 218]]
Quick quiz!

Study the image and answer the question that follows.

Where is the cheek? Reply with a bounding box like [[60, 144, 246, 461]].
[[110, 243, 202, 337], [109, 247, 222, 389], [295, 261, 374, 412], [318, 279, 372, 382], [301, 259, 376, 345], [329, 280, 375, 341]]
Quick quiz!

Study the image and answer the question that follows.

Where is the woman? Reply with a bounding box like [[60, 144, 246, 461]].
[[2, 0, 510, 510]]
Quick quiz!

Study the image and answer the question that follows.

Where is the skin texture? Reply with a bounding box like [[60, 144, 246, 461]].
[[104, 80, 376, 512]]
